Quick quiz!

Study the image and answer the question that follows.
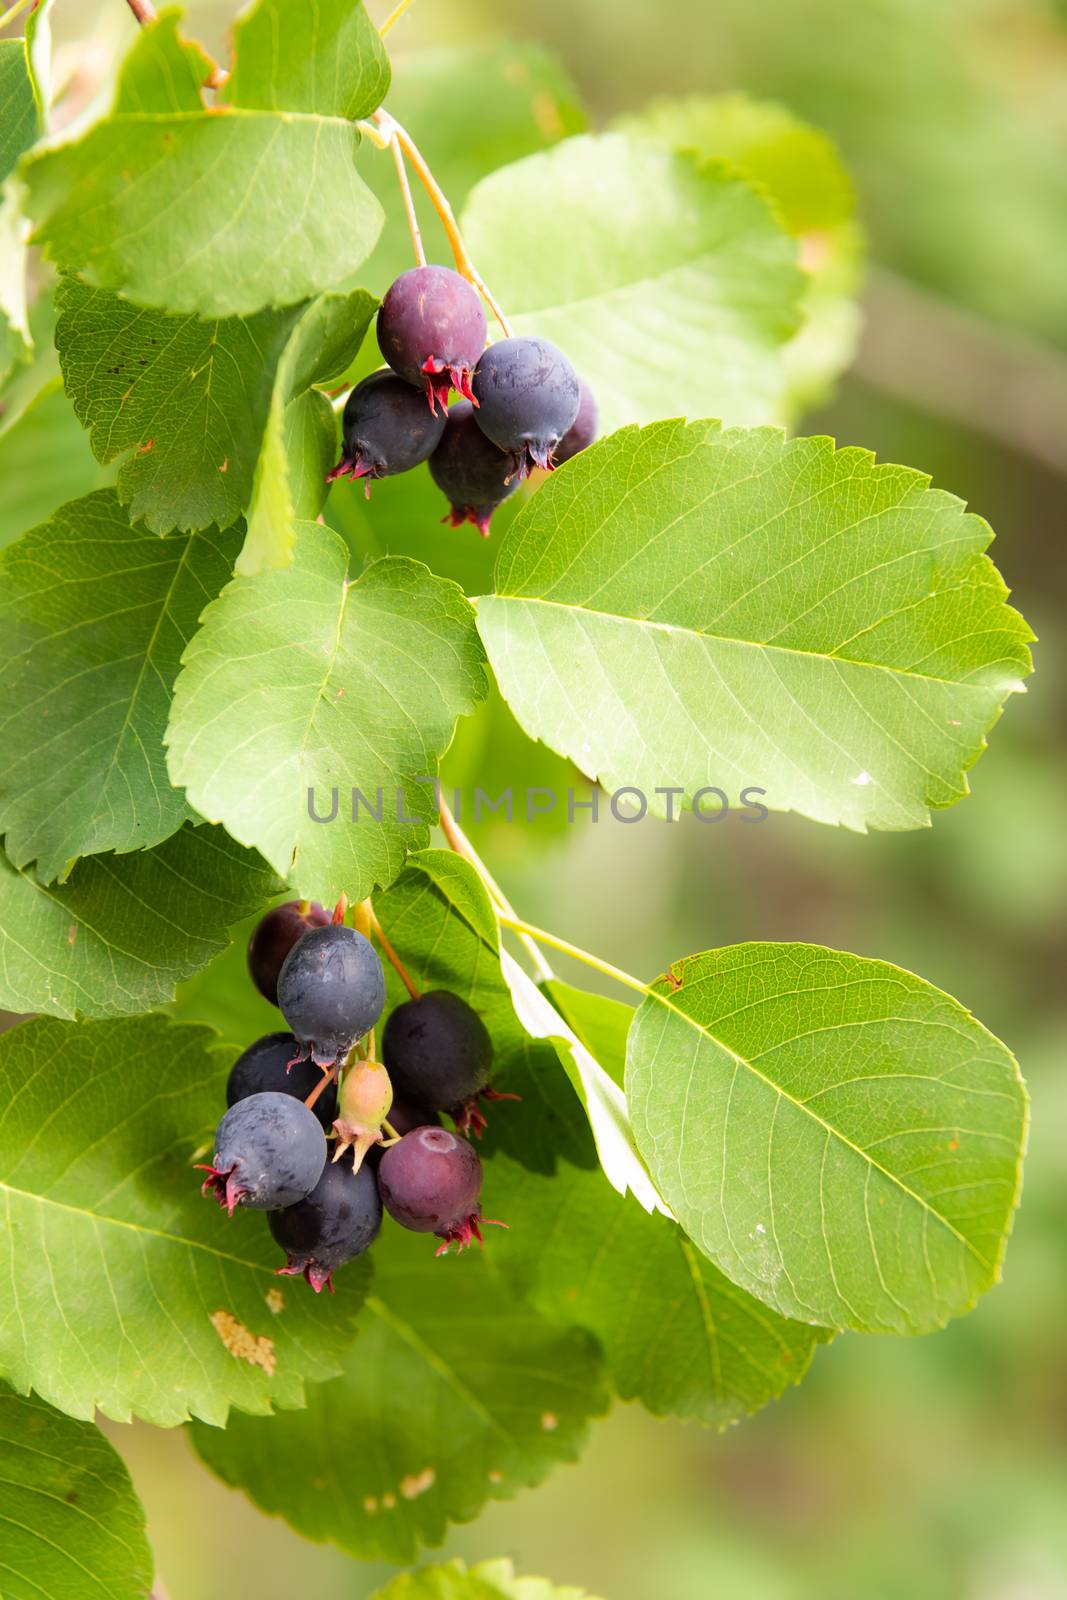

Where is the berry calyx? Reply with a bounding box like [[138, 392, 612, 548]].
[[554, 377, 598, 466], [326, 370, 446, 494], [198, 1092, 327, 1215], [428, 400, 518, 537], [471, 336, 580, 478], [269, 1155, 382, 1293], [277, 923, 386, 1072], [226, 1032, 339, 1129], [247, 900, 329, 1006], [331, 1057, 393, 1172], [377, 265, 488, 415], [377, 1125, 505, 1255], [382, 989, 494, 1116]]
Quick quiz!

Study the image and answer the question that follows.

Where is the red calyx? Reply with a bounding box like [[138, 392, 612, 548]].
[[324, 452, 377, 498], [450, 1084, 522, 1139], [434, 1211, 508, 1258], [419, 356, 478, 416], [441, 504, 494, 539], [275, 1258, 335, 1294], [196, 1163, 249, 1217]]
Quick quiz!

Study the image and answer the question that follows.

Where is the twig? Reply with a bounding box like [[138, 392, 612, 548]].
[[372, 109, 514, 337], [366, 905, 421, 1000], [0, 0, 36, 30], [379, 0, 417, 37], [438, 798, 554, 982]]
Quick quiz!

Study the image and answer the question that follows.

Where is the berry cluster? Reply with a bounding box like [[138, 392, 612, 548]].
[[197, 899, 507, 1292], [327, 264, 598, 535]]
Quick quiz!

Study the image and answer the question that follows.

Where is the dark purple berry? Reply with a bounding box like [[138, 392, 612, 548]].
[[388, 1094, 440, 1138], [326, 370, 446, 492], [554, 377, 598, 465], [198, 1093, 326, 1215], [428, 400, 518, 537], [277, 924, 386, 1072], [378, 1126, 504, 1255], [269, 1156, 382, 1293], [471, 336, 580, 478], [377, 265, 487, 415], [382, 990, 493, 1117], [247, 899, 329, 1005], [226, 1032, 338, 1130]]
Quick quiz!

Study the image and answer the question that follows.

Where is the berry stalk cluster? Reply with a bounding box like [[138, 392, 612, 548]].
[[330, 264, 598, 535], [197, 898, 508, 1292]]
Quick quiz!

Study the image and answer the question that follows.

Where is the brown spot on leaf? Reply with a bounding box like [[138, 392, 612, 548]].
[[210, 1310, 276, 1375], [264, 1287, 285, 1315], [137, 439, 155, 454], [400, 1468, 435, 1499]]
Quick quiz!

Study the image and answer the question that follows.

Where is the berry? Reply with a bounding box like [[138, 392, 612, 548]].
[[270, 1156, 382, 1293], [377, 1126, 504, 1255], [471, 336, 580, 478], [377, 265, 487, 415], [325, 370, 446, 492], [330, 1057, 393, 1172], [382, 990, 493, 1117], [428, 400, 519, 537], [554, 377, 598, 466], [278, 923, 386, 1071], [198, 1093, 326, 1215], [388, 1093, 440, 1138], [247, 900, 329, 1006], [226, 1032, 338, 1130]]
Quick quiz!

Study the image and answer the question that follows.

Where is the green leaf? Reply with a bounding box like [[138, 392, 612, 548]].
[[0, 489, 241, 879], [0, 20, 46, 384], [54, 276, 304, 536], [0, 1014, 367, 1426], [166, 527, 488, 904], [0, 823, 280, 1019], [229, 0, 390, 120], [371, 1559, 600, 1600], [0, 181, 31, 383], [626, 943, 1027, 1335], [191, 1226, 608, 1563], [240, 288, 378, 574], [477, 420, 1034, 833], [0, 378, 111, 547], [0, 1385, 154, 1600], [461, 132, 803, 433], [21, 14, 385, 318], [485, 986, 828, 1427], [0, 42, 37, 184], [613, 93, 864, 417]]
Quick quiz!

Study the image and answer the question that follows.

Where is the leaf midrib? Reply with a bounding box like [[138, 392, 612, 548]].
[[0, 1177, 280, 1274], [486, 594, 995, 693], [638, 982, 994, 1270]]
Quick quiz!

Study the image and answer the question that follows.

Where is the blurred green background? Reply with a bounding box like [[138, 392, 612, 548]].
[[11, 0, 1067, 1594]]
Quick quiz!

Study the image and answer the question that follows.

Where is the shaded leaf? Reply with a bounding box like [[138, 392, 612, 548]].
[[0, 1385, 154, 1600], [0, 1015, 367, 1425], [627, 943, 1027, 1334], [478, 420, 1034, 833], [0, 489, 241, 878], [372, 1559, 600, 1600], [191, 1226, 608, 1562], [0, 823, 280, 1019]]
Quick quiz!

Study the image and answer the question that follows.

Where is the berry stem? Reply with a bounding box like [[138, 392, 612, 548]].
[[437, 798, 555, 983], [371, 110, 515, 338], [388, 132, 428, 268], [366, 903, 421, 999], [496, 914, 650, 999], [304, 1064, 339, 1113], [378, 0, 417, 37]]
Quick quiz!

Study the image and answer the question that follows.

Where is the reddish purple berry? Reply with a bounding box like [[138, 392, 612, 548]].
[[471, 336, 580, 478], [326, 370, 446, 494], [247, 900, 329, 1006], [554, 377, 598, 465], [377, 1126, 505, 1256], [377, 265, 487, 415], [428, 400, 518, 537]]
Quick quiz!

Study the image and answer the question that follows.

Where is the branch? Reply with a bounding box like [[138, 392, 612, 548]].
[[854, 267, 1067, 479]]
